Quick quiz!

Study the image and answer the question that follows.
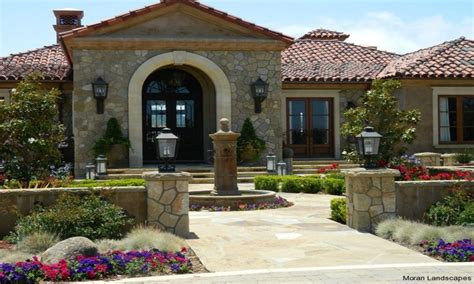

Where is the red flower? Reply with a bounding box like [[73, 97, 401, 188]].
[[96, 264, 108, 273], [87, 271, 97, 279], [180, 247, 188, 253]]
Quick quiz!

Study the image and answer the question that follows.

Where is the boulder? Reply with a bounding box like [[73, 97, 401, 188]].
[[41, 237, 98, 264]]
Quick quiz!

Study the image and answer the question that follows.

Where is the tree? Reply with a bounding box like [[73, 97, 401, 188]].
[[341, 80, 421, 162], [0, 73, 65, 183]]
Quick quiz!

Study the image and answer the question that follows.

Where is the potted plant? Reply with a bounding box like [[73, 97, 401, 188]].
[[237, 118, 266, 164], [93, 118, 130, 168]]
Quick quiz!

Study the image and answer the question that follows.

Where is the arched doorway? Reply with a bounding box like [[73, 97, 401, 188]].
[[142, 68, 203, 162]]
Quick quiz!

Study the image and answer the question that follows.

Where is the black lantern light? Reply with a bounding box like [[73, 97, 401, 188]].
[[266, 152, 276, 174], [155, 128, 179, 173], [96, 154, 108, 176], [356, 126, 382, 168], [250, 77, 269, 113], [277, 161, 287, 176], [92, 77, 109, 114], [85, 163, 96, 180]]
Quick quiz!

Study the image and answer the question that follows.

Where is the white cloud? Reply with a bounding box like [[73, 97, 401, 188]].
[[271, 11, 474, 54]]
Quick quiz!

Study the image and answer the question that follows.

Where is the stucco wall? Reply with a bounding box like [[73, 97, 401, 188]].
[[395, 80, 474, 154], [0, 187, 146, 237], [73, 49, 282, 176]]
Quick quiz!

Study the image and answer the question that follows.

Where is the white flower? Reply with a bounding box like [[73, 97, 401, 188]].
[[342, 151, 348, 155], [28, 138, 37, 144]]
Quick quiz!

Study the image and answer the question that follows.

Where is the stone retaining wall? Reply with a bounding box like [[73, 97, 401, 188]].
[[395, 180, 474, 221], [0, 187, 146, 236]]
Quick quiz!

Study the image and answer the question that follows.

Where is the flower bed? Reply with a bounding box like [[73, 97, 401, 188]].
[[382, 156, 473, 181], [0, 248, 191, 282], [190, 196, 293, 212], [421, 239, 474, 262]]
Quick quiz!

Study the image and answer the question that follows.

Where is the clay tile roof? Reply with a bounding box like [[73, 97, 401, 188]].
[[299, 29, 349, 41], [0, 45, 71, 81], [378, 37, 474, 79], [60, 0, 293, 44], [282, 38, 400, 83]]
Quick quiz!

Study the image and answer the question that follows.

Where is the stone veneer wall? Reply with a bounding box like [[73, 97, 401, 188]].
[[395, 180, 474, 221], [143, 172, 191, 238], [343, 168, 400, 232], [0, 187, 147, 236], [338, 89, 364, 150], [73, 50, 282, 176]]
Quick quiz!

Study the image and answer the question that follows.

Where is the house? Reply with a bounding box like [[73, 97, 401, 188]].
[[0, 0, 472, 177]]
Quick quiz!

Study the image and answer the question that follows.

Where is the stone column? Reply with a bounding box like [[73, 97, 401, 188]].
[[414, 152, 442, 166], [210, 118, 241, 196], [143, 172, 192, 238], [343, 168, 400, 233], [441, 153, 457, 166]]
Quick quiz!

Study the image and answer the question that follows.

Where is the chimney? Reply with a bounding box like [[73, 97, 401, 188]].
[[53, 9, 84, 43]]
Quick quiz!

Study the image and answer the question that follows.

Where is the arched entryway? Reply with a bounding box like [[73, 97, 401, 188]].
[[142, 68, 204, 162], [128, 51, 231, 167]]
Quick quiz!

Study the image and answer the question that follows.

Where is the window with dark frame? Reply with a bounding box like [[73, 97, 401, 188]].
[[439, 95, 474, 144]]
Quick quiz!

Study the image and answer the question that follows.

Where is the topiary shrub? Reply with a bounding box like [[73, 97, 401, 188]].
[[93, 118, 131, 157], [330, 198, 347, 224], [254, 176, 280, 191], [455, 150, 473, 164], [8, 193, 134, 243], [237, 118, 266, 163]]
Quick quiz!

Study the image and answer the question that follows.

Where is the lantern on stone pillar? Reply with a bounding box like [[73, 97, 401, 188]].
[[356, 126, 382, 168]]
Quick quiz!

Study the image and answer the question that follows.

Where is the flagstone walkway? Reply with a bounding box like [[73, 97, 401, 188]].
[[186, 185, 437, 272]]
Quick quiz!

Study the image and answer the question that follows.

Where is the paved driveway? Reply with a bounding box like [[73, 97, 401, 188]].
[[186, 188, 437, 272]]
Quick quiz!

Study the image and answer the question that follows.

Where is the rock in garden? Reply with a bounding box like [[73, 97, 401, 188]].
[[40, 237, 98, 264]]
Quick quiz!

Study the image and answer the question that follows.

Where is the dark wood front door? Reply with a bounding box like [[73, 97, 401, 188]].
[[142, 68, 203, 163], [286, 98, 334, 158]]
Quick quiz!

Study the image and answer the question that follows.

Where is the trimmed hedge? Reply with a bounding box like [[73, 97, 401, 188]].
[[67, 179, 145, 188], [330, 198, 347, 224], [254, 175, 345, 195]]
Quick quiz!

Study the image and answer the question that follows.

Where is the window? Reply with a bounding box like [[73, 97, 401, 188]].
[[439, 96, 474, 143]]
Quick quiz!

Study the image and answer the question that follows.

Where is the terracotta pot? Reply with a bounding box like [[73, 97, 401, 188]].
[[107, 144, 129, 168]]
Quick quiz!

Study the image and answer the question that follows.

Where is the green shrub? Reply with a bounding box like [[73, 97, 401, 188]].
[[254, 175, 344, 195], [16, 231, 59, 254], [455, 150, 473, 164], [68, 179, 145, 188], [8, 193, 134, 243], [237, 118, 266, 163], [330, 198, 347, 224], [93, 118, 131, 157], [323, 179, 345, 195], [254, 176, 280, 191], [325, 172, 345, 180], [424, 190, 473, 226], [281, 176, 323, 193]]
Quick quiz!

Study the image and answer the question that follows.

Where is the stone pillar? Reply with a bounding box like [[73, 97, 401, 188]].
[[441, 153, 457, 166], [414, 152, 442, 167], [210, 118, 241, 196], [143, 172, 192, 238], [343, 168, 400, 232]]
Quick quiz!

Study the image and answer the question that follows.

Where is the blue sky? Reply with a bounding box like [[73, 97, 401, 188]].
[[0, 0, 473, 56]]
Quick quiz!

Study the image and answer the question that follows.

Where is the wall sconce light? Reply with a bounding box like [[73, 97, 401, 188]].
[[92, 77, 108, 114], [250, 77, 269, 113]]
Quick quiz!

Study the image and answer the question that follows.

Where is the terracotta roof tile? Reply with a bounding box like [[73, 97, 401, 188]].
[[282, 38, 400, 82], [60, 0, 293, 44], [0, 45, 70, 81], [378, 37, 474, 79], [299, 29, 349, 41]]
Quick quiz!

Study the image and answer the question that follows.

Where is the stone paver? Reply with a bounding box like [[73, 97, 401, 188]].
[[186, 184, 437, 272], [110, 263, 473, 283]]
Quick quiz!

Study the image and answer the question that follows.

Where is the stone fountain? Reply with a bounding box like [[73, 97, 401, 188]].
[[189, 118, 276, 209]]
